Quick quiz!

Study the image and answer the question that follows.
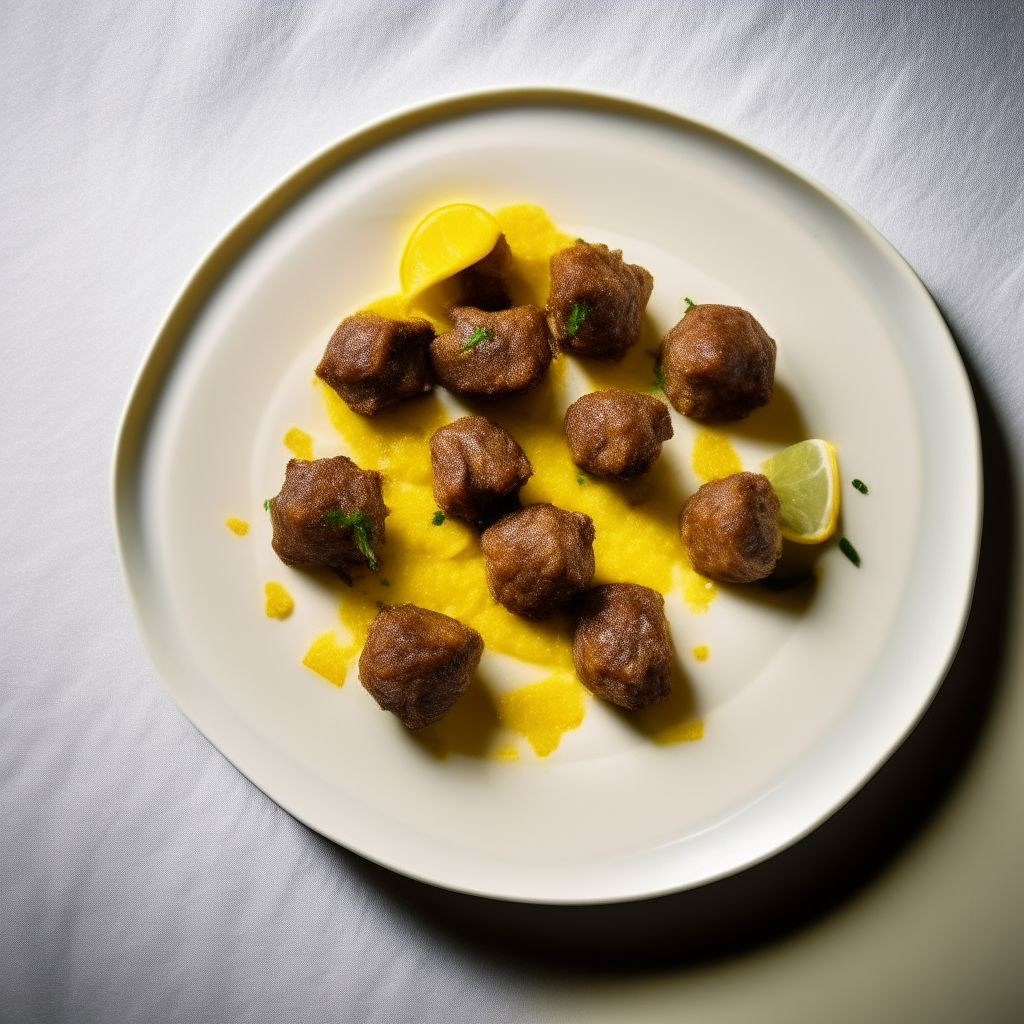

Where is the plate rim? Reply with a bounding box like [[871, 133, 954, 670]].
[[111, 85, 982, 905]]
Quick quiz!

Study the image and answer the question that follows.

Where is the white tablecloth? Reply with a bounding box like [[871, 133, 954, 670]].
[[3, 3, 1023, 1021]]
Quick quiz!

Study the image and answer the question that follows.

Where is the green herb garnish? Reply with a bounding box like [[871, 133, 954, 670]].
[[651, 363, 666, 393], [566, 300, 590, 338], [380, 579, 390, 587], [684, 297, 695, 310], [460, 327, 493, 353], [852, 479, 869, 494], [263, 498, 270, 511], [839, 537, 861, 567], [323, 508, 378, 571], [574, 237, 587, 244], [576, 473, 585, 486], [431, 510, 446, 526]]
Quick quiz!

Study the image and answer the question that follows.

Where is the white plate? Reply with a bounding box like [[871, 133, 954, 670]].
[[112, 89, 980, 904]]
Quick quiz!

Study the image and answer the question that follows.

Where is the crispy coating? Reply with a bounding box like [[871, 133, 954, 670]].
[[564, 389, 674, 480], [430, 416, 534, 528], [269, 456, 389, 579], [316, 311, 434, 417], [359, 603, 484, 730], [481, 504, 596, 619], [679, 472, 782, 583], [573, 584, 674, 710], [661, 304, 776, 421], [430, 305, 553, 397], [452, 233, 514, 312], [547, 241, 654, 360]]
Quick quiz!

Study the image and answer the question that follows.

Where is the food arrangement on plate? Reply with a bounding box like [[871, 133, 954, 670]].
[[231, 202, 859, 760]]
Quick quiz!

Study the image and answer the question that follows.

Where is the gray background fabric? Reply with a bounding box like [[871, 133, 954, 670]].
[[2, 2, 1023, 1022]]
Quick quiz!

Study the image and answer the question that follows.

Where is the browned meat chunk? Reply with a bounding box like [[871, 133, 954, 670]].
[[661, 304, 776, 421], [547, 241, 653, 360], [452, 233, 514, 312], [269, 456, 389, 580], [679, 472, 781, 583], [430, 416, 534, 528], [430, 305, 553, 397], [316, 311, 434, 417], [573, 584, 674, 710], [564, 389, 674, 480], [359, 603, 484, 730], [481, 504, 595, 619]]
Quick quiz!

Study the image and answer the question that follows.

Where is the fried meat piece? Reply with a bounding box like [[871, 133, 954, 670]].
[[430, 416, 534, 528], [564, 388, 673, 480], [269, 456, 389, 579], [547, 241, 653, 360], [679, 472, 781, 583], [660, 304, 776, 421], [359, 604, 484, 730], [452, 233, 514, 312], [573, 584, 674, 710], [481, 504, 595, 619], [316, 311, 434, 417], [430, 305, 553, 397]]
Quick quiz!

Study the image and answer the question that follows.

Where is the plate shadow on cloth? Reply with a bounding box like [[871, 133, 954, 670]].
[[314, 348, 1012, 974]]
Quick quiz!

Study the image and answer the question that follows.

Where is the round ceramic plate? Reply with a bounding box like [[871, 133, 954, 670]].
[[112, 89, 980, 904]]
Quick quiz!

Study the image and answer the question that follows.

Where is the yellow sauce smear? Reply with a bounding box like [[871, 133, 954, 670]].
[[284, 426, 314, 461], [264, 581, 294, 620], [225, 517, 249, 536], [310, 203, 706, 756], [302, 631, 350, 686], [692, 428, 742, 482], [692, 644, 710, 662]]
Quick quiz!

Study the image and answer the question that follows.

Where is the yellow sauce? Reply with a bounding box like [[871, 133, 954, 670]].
[[303, 631, 350, 686], [692, 644, 710, 662], [498, 676, 586, 757], [225, 517, 249, 536], [691, 428, 743, 482], [652, 719, 704, 745], [308, 203, 708, 756], [264, 581, 294, 620], [284, 426, 314, 461]]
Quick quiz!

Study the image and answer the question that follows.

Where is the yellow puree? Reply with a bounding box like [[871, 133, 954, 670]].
[[284, 426, 314, 461], [291, 204, 711, 757], [190, 213, 732, 751], [264, 581, 294, 620]]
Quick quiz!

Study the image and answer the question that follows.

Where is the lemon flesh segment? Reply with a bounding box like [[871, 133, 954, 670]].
[[399, 203, 500, 297], [762, 439, 840, 544]]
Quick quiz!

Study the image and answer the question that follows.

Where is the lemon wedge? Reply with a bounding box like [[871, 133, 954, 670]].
[[399, 203, 500, 297], [762, 439, 840, 544]]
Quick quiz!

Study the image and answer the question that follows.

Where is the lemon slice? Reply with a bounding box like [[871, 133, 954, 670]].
[[762, 439, 840, 544], [399, 203, 500, 297]]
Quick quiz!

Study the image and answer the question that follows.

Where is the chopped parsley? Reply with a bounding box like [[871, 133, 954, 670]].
[[459, 327, 493, 353], [576, 473, 586, 486], [839, 537, 861, 567], [380, 579, 390, 587], [566, 300, 590, 338], [684, 297, 695, 310], [323, 508, 378, 571], [574, 237, 587, 244], [431, 510, 446, 526], [651, 362, 666, 393], [852, 478, 869, 494], [263, 498, 270, 511]]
